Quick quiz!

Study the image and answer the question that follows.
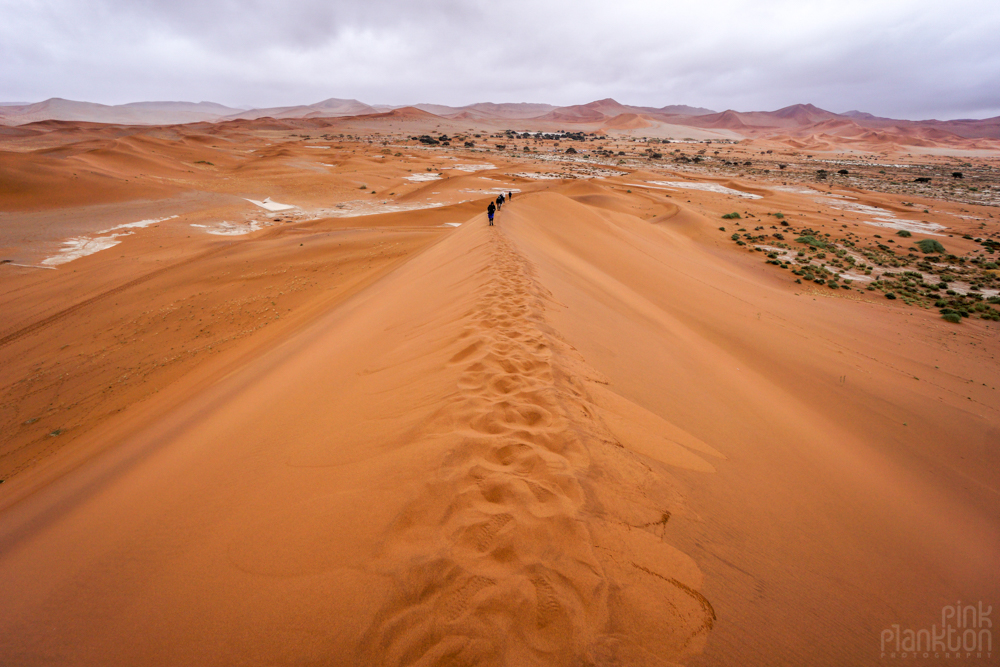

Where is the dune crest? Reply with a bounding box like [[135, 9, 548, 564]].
[[360, 225, 713, 665]]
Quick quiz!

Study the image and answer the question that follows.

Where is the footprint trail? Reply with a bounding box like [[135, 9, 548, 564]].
[[361, 226, 716, 666]]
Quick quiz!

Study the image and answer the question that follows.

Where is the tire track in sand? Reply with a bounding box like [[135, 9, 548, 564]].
[[360, 226, 715, 666]]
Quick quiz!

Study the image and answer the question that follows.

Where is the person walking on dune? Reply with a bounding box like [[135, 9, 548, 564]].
[[495, 194, 503, 211], [508, 191, 513, 201], [487, 201, 496, 226]]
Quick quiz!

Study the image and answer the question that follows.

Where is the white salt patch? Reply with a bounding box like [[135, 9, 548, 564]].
[[199, 220, 266, 236], [772, 185, 819, 195], [509, 172, 565, 180], [305, 146, 329, 149], [452, 163, 495, 172], [404, 173, 442, 182], [42, 236, 122, 266], [442, 223, 462, 227], [814, 197, 947, 235], [644, 181, 763, 199], [320, 200, 447, 218], [460, 187, 522, 196], [41, 215, 178, 266], [245, 197, 296, 212]]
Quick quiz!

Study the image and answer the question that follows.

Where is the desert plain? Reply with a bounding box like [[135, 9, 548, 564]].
[[0, 100, 998, 665]]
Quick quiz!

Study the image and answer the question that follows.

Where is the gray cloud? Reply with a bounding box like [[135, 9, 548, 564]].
[[1, 0, 998, 119]]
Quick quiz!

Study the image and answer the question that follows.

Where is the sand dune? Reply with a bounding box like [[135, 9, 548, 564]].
[[0, 116, 998, 666]]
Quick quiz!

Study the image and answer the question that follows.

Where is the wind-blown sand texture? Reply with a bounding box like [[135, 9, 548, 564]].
[[0, 113, 997, 666]]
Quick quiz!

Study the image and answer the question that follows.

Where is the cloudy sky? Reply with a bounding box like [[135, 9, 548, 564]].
[[2, 0, 998, 119]]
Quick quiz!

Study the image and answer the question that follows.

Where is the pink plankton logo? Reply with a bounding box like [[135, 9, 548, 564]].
[[881, 602, 993, 660]]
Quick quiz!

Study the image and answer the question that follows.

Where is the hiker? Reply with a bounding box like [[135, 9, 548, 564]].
[[487, 201, 496, 225], [508, 191, 513, 201], [495, 194, 503, 211]]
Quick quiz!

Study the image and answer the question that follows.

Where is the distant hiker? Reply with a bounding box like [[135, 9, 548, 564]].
[[487, 201, 496, 225], [508, 191, 513, 201], [495, 194, 503, 211]]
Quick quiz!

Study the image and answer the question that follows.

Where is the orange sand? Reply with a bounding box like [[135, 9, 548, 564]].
[[0, 114, 997, 666]]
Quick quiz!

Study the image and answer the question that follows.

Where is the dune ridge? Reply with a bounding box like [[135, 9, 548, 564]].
[[359, 222, 714, 665]]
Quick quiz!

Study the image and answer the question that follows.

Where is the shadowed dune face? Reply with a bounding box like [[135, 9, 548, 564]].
[[0, 121, 998, 666]]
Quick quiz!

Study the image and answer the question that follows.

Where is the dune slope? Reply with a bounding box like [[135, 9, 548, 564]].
[[0, 181, 997, 666]]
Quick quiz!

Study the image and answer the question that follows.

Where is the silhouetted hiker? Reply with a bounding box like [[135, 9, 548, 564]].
[[495, 194, 503, 211], [487, 201, 496, 225], [508, 191, 513, 201]]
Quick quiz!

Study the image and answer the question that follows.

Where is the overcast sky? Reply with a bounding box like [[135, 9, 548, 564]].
[[2, 0, 998, 120]]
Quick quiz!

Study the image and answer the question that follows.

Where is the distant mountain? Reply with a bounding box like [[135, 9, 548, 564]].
[[0, 98, 245, 125], [536, 99, 718, 123], [222, 98, 379, 121], [410, 102, 558, 120], [2, 97, 997, 142], [657, 104, 715, 116]]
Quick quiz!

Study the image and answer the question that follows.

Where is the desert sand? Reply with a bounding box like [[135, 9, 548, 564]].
[[0, 107, 998, 666]]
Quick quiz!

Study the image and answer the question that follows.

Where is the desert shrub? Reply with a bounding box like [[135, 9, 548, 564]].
[[942, 313, 962, 323], [915, 239, 946, 254], [774, 212, 785, 219], [897, 230, 912, 238], [796, 235, 827, 248], [722, 212, 741, 219], [885, 292, 897, 299]]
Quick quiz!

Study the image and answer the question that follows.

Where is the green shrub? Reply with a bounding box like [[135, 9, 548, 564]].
[[722, 212, 741, 219], [942, 313, 962, 323], [897, 230, 912, 238], [796, 235, 827, 248], [885, 292, 897, 300], [915, 239, 946, 254]]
